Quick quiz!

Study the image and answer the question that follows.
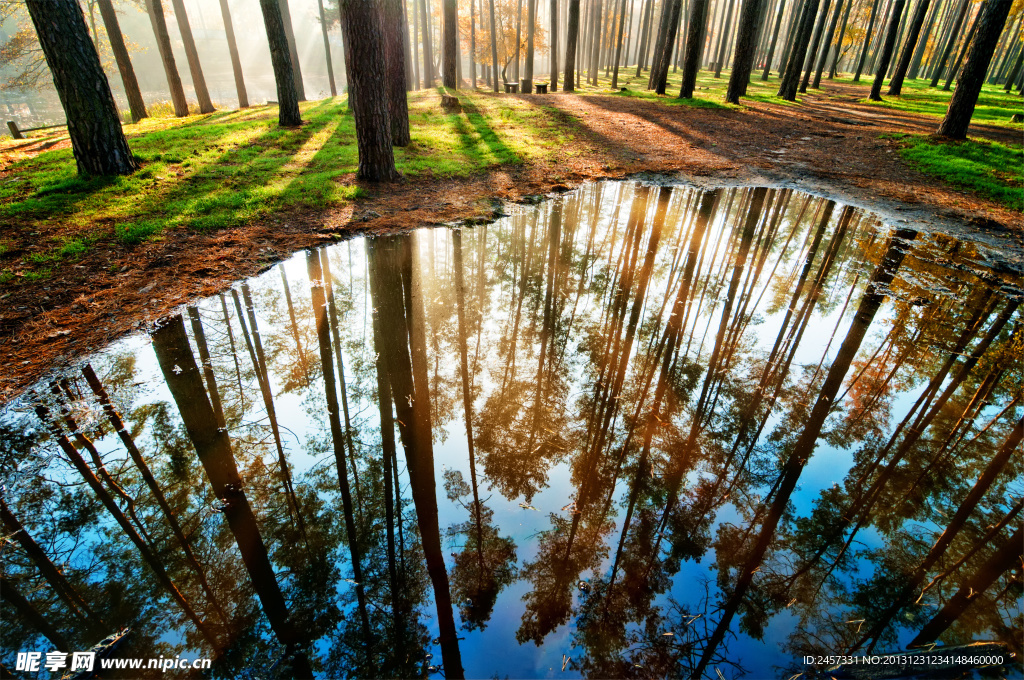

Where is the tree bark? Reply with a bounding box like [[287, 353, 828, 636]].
[[761, 0, 789, 78], [257, 0, 303, 125], [853, 0, 882, 79], [868, 0, 906, 99], [25, 0, 138, 175], [727, 0, 765, 100], [278, 0, 307, 100], [937, 0, 1013, 137], [887, 0, 930, 93], [421, 0, 436, 86], [524, 0, 538, 91], [443, 0, 458, 87], [0, 576, 71, 651], [168, 0, 215, 113], [489, 0, 500, 89], [929, 0, 970, 85], [550, 0, 560, 88], [144, 0, 189, 116], [340, 0, 401, 180], [384, 0, 412, 144], [218, 0, 250, 107], [565, 0, 581, 89], [798, 0, 832, 91], [777, 0, 819, 98], [810, 0, 843, 86], [317, 0, 338, 96], [96, 0, 148, 122]]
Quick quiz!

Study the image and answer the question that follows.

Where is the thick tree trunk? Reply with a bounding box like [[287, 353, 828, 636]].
[[727, 0, 765, 100], [443, 0, 458, 87], [652, 0, 684, 92], [0, 576, 70, 651], [25, 0, 138, 175], [169, 0, 215, 113], [868, 0, 906, 98], [550, 0, 560, 88], [565, 0, 581, 90], [278, 0, 307, 100], [218, 0, 250, 107], [887, 0, 930, 93], [257, 0, 303, 125], [680, 0, 709, 95], [96, 0, 147, 122], [384, 0, 411, 144], [340, 0, 401, 180], [937, 0, 1013, 137]]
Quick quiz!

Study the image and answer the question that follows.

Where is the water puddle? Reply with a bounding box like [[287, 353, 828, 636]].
[[2, 181, 1021, 678]]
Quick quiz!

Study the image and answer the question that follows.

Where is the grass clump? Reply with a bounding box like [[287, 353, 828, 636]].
[[886, 133, 1023, 210]]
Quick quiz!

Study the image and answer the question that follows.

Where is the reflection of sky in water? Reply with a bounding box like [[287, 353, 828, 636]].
[[2, 180, 1021, 679]]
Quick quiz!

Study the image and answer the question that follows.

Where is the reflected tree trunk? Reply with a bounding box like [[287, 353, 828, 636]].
[[0, 576, 71, 650]]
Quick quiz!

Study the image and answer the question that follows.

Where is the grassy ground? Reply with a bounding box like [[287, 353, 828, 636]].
[[0, 91, 574, 284], [884, 133, 1024, 211], [841, 76, 1024, 128]]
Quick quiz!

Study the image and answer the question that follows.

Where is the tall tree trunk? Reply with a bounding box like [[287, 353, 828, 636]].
[[798, 0, 832, 91], [218, 0, 249, 106], [565, 0, 581, 89], [168, 0, 215, 113], [726, 0, 765, 100], [942, 8, 980, 89], [550, 0, 560, 88], [339, 0, 401, 180], [471, 0, 478, 87], [937, 0, 1013, 137], [257, 0, 303, 125], [145, 0, 189, 116], [713, 0, 736, 77], [384, 0, 412, 144], [868, 0, 906, 99], [908, 524, 1023, 648], [652, 0, 684, 92], [277, 0, 307, 100], [929, 0, 970, 85], [907, 0, 940, 78], [887, 0, 930, 93], [810, 0, 843, 86], [761, 0, 789, 78], [0, 576, 71, 651], [611, 0, 630, 86], [777, 0, 820, 98], [317, 0, 338, 96], [853, 0, 882, 79], [422, 0, 436, 86], [524, 0, 539, 91], [150, 316, 306, 655], [828, 0, 852, 76], [96, 0, 148, 122], [25, 0, 138, 175], [443, 0, 458, 87]]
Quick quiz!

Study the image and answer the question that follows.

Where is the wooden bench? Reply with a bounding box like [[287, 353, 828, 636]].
[[6, 120, 68, 140], [535, 83, 548, 94], [504, 82, 519, 94]]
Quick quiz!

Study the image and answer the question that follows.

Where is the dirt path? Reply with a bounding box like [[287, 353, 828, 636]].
[[2, 82, 1021, 402]]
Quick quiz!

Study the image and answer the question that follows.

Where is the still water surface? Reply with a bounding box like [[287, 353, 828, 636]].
[[1, 181, 1021, 679]]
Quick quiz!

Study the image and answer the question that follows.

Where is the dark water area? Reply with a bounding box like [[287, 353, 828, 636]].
[[1, 181, 1022, 679]]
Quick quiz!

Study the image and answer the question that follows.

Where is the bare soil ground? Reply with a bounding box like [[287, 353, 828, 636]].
[[2, 81, 1022, 402]]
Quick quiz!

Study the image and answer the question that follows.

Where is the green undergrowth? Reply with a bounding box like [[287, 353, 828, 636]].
[[847, 78, 1022, 128], [885, 133, 1023, 211], [0, 90, 575, 284]]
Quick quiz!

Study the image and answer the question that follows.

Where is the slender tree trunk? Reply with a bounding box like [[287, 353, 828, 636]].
[[471, 0, 478, 87], [565, 0, 582, 89], [611, 0, 630, 85], [943, 3, 980, 89], [168, 0, 215, 113], [798, 0, 832, 91], [218, 0, 249, 106], [524, 0, 538, 91], [422, 0, 435, 86], [339, 0, 401, 180], [929, 0, 969, 84], [868, 0, 906, 98], [412, 0, 421, 87], [761, 0, 789, 78], [828, 0, 852, 76], [1004, 46, 1024, 90], [384, 0, 412, 145], [853, 0, 883, 79], [277, 0, 306, 100], [811, 0, 843, 86], [443, 0, 458, 87], [713, 0, 736, 77], [25, 0, 139, 175], [907, 0, 940, 78], [0, 577, 71, 651], [727, 0, 765, 99], [777, 0, 820, 98], [96, 0, 147, 122], [887, 0, 930, 93], [144, 0, 189, 116], [908, 524, 1023, 648], [937, 0, 1012, 136], [257, 0, 303, 125], [317, 0, 338, 96]]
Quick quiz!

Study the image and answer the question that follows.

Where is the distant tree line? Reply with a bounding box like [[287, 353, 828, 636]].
[[14, 0, 1021, 179]]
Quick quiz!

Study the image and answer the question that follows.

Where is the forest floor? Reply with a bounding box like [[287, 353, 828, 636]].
[[1, 77, 1022, 402]]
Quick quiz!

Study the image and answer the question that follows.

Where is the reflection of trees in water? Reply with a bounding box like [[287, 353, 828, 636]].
[[2, 183, 1022, 678]]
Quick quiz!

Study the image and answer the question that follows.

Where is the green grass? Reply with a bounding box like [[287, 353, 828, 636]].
[[886, 133, 1023, 210], [562, 68, 760, 108], [0, 90, 575, 284], [840, 77, 1024, 128]]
